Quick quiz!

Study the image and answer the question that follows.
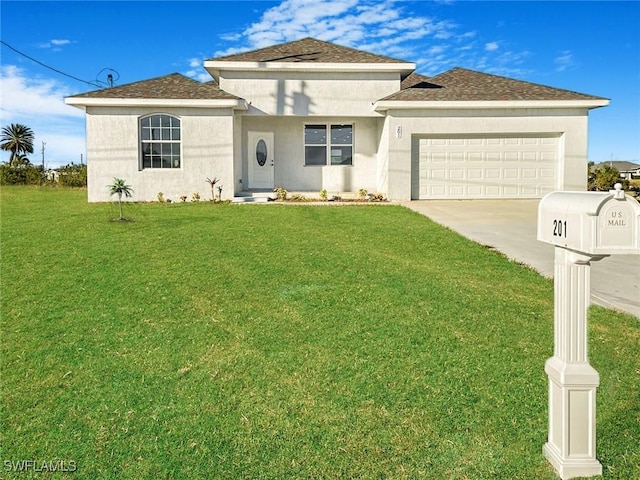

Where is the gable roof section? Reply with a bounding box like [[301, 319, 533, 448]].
[[210, 37, 407, 64], [376, 67, 609, 109], [205, 37, 415, 79], [65, 73, 247, 109]]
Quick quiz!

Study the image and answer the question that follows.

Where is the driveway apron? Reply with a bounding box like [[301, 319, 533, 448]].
[[403, 199, 640, 319]]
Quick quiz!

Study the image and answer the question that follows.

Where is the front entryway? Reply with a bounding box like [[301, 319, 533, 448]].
[[248, 131, 274, 189]]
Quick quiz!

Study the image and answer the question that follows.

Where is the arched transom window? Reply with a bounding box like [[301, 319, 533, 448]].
[[140, 114, 181, 169]]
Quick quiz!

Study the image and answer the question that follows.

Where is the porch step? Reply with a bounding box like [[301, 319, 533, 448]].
[[232, 191, 275, 203]]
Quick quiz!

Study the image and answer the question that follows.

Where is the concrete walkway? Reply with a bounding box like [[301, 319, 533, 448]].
[[402, 199, 640, 318]]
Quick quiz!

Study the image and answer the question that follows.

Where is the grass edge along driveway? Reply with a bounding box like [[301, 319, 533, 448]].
[[1, 186, 638, 479]]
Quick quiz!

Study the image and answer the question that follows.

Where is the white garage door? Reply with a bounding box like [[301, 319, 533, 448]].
[[416, 136, 560, 199]]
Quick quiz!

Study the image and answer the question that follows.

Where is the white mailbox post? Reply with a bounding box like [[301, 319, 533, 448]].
[[537, 184, 640, 479]]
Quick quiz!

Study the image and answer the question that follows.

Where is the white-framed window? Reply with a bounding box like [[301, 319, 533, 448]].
[[140, 114, 181, 169], [304, 124, 353, 166]]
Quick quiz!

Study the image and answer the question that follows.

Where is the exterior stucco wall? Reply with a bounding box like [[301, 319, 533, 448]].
[[383, 108, 591, 200], [219, 71, 398, 117], [84, 106, 235, 202], [239, 116, 382, 194]]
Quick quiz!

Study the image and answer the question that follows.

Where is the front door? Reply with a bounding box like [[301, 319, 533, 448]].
[[248, 132, 274, 189]]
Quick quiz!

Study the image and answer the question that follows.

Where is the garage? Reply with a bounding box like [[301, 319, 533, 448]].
[[414, 135, 561, 199]]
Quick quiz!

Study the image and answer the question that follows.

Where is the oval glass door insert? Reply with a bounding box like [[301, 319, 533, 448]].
[[256, 139, 267, 167]]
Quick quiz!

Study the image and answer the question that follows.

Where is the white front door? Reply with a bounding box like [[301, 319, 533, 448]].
[[248, 132, 274, 189]]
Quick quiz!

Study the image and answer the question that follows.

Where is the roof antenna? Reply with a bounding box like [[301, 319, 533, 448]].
[[96, 68, 120, 87]]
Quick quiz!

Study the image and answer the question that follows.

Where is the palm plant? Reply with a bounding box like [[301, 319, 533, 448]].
[[1, 124, 35, 166], [108, 178, 133, 220], [206, 177, 220, 201]]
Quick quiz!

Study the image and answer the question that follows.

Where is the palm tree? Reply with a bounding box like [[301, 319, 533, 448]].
[[1, 124, 35, 167], [108, 178, 133, 220]]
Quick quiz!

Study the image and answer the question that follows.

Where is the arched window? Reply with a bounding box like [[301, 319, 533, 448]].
[[140, 114, 181, 169]]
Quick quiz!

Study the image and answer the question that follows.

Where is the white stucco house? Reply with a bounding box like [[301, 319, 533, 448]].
[[65, 37, 609, 202]]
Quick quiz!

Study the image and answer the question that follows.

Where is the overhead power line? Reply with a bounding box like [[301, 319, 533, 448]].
[[0, 40, 103, 88]]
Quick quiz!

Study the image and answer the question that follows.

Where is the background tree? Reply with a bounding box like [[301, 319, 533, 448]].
[[588, 163, 628, 191], [108, 178, 133, 220], [1, 124, 35, 167]]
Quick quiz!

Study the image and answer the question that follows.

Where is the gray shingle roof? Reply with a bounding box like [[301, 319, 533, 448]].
[[68, 73, 240, 100], [209, 37, 409, 64], [382, 67, 607, 102], [593, 161, 640, 172]]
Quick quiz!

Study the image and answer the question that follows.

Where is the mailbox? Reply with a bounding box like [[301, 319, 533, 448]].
[[538, 184, 640, 255]]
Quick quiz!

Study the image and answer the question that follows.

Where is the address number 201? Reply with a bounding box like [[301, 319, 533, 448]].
[[553, 219, 567, 238]]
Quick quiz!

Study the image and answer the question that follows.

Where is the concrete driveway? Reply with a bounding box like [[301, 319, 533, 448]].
[[402, 199, 640, 319]]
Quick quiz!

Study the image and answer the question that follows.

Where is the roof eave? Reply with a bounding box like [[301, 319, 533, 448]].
[[64, 97, 248, 110], [373, 98, 610, 112], [205, 60, 416, 78]]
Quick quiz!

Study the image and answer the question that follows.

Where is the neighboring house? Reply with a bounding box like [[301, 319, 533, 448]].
[[592, 161, 640, 180], [65, 37, 609, 202]]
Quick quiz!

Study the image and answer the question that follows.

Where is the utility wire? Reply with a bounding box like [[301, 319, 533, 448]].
[[0, 40, 103, 88]]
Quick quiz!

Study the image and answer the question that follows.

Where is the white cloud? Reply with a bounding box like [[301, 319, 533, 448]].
[[555, 50, 575, 72], [485, 41, 499, 51], [213, 0, 462, 61], [0, 65, 83, 119], [184, 69, 212, 83], [0, 65, 86, 167], [51, 39, 71, 46], [37, 39, 72, 50]]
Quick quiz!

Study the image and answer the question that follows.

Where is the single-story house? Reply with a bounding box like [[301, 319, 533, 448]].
[[592, 161, 640, 180], [65, 37, 609, 202]]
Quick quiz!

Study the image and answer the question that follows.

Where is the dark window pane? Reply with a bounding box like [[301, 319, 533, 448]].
[[331, 125, 352, 145], [142, 155, 151, 168], [331, 146, 352, 165], [141, 117, 150, 128], [141, 128, 150, 141], [152, 156, 161, 168], [305, 125, 326, 144], [173, 157, 180, 168], [305, 146, 326, 165], [162, 156, 172, 168], [150, 116, 161, 127], [256, 139, 267, 166], [172, 128, 180, 141]]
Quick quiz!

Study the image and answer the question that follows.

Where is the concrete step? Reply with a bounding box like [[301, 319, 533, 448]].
[[232, 191, 275, 203]]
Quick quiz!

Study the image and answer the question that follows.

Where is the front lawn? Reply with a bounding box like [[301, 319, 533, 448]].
[[1, 186, 638, 479]]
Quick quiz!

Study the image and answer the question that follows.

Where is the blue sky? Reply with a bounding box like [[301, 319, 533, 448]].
[[1, 0, 638, 168]]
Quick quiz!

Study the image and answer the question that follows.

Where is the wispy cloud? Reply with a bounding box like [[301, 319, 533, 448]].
[[37, 39, 72, 51], [554, 50, 575, 72], [485, 42, 499, 52], [212, 0, 465, 62], [51, 39, 71, 46]]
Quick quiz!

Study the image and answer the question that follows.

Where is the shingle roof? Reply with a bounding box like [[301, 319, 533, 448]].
[[68, 73, 240, 100], [593, 161, 640, 172], [400, 72, 436, 90], [209, 37, 409, 64], [382, 67, 607, 102]]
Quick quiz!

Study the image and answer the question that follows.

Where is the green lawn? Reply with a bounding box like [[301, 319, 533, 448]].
[[1, 186, 638, 479]]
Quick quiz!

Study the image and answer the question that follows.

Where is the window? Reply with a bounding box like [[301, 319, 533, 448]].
[[140, 114, 181, 169], [304, 124, 353, 166]]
